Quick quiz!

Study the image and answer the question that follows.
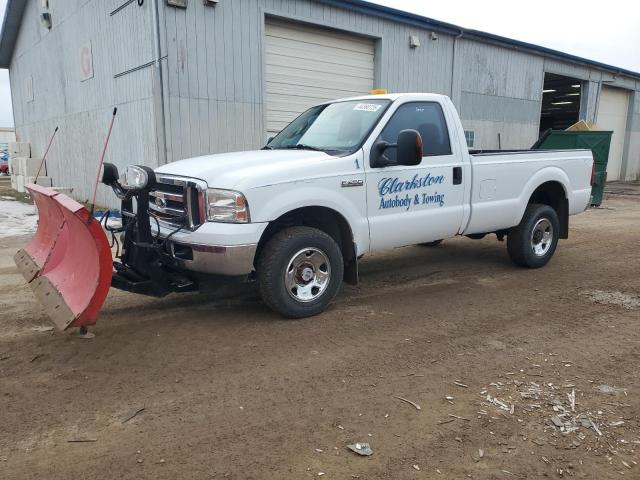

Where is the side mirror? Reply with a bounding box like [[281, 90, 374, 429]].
[[396, 129, 423, 166]]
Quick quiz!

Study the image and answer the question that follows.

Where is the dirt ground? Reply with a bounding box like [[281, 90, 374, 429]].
[[1, 179, 639, 479]]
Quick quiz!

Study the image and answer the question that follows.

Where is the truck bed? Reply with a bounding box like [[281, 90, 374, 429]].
[[463, 148, 593, 236]]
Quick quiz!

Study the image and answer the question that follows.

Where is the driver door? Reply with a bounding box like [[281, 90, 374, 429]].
[[365, 101, 465, 250]]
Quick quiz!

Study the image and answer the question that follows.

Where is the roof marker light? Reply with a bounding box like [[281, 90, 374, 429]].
[[370, 89, 388, 95]]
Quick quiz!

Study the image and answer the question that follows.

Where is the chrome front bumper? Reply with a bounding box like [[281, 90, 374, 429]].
[[170, 241, 257, 276], [152, 221, 268, 277]]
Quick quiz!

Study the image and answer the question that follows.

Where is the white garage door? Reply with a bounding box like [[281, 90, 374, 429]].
[[264, 19, 375, 136], [597, 86, 630, 181]]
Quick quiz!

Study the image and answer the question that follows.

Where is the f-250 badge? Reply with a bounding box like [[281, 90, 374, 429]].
[[341, 179, 364, 188]]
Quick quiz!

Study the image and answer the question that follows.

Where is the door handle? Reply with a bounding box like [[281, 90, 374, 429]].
[[453, 166, 462, 185]]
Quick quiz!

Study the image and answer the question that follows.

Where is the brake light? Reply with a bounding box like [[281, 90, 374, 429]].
[[590, 161, 595, 186]]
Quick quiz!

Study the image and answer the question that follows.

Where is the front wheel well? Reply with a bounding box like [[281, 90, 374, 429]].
[[255, 207, 358, 283], [527, 181, 569, 239]]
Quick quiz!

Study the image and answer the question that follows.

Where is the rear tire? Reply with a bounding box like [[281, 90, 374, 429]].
[[507, 203, 559, 268], [257, 226, 344, 318]]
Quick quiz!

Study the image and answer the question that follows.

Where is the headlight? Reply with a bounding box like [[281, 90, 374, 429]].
[[119, 165, 156, 190], [206, 189, 249, 223]]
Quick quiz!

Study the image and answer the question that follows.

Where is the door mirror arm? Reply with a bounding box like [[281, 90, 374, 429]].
[[371, 141, 396, 168]]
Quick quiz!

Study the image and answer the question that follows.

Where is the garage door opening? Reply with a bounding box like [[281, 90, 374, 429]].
[[264, 18, 375, 138], [597, 86, 630, 181], [539, 73, 582, 134]]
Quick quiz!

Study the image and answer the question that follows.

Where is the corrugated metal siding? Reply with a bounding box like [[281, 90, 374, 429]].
[[9, 0, 158, 207], [161, 0, 264, 161], [580, 81, 599, 124], [8, 0, 640, 190], [459, 93, 541, 124], [459, 40, 545, 101], [454, 39, 544, 149], [158, 0, 457, 162], [156, 0, 640, 160]]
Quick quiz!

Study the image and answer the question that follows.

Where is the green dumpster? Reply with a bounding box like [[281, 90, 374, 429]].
[[532, 129, 613, 207]]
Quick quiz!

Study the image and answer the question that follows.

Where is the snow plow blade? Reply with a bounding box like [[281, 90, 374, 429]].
[[14, 184, 113, 330]]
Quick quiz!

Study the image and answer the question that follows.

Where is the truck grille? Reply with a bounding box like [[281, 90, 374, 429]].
[[149, 175, 207, 231]]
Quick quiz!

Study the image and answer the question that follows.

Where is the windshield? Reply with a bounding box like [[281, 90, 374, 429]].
[[267, 99, 391, 153]]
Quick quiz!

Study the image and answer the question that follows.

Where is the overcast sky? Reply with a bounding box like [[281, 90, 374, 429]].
[[0, 0, 637, 128]]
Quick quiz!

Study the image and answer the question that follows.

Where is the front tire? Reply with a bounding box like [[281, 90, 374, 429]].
[[507, 203, 559, 268], [257, 226, 344, 318]]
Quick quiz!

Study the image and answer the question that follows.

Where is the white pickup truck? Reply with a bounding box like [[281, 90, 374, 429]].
[[103, 93, 593, 318]]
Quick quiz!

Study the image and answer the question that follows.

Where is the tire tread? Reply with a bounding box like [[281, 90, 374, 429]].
[[507, 203, 559, 269], [257, 226, 343, 318]]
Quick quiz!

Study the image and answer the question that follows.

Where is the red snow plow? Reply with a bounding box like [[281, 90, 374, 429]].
[[14, 183, 113, 330]]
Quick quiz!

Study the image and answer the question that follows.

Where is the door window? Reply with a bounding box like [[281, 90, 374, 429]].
[[377, 102, 452, 164]]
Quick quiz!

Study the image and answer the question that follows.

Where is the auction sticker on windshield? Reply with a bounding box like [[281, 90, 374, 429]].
[[353, 103, 382, 112]]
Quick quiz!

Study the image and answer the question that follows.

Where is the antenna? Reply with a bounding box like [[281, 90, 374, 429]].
[[34, 126, 59, 184], [88, 107, 118, 222]]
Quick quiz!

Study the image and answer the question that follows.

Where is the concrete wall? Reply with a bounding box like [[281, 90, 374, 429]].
[[0, 128, 16, 144], [8, 0, 160, 207]]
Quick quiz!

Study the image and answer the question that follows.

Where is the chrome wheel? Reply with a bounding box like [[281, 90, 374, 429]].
[[530, 218, 553, 257], [284, 247, 331, 302]]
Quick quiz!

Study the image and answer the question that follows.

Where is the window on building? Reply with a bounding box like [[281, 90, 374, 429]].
[[464, 130, 475, 148]]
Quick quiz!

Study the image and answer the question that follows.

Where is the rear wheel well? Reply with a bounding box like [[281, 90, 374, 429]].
[[255, 207, 358, 283], [527, 181, 569, 238]]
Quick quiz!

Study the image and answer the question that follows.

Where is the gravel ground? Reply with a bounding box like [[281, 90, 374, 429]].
[[0, 181, 638, 479]]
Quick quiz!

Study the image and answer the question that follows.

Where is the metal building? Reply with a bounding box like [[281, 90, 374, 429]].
[[0, 0, 638, 207]]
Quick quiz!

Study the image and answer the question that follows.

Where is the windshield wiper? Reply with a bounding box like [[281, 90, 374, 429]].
[[282, 144, 323, 151]]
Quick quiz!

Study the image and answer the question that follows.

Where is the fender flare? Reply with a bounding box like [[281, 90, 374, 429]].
[[513, 167, 571, 226], [253, 184, 368, 255]]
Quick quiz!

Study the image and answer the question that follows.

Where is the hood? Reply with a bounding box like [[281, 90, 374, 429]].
[[155, 149, 343, 191]]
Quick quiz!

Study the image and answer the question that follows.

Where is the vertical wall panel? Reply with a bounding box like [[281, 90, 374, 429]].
[[454, 39, 545, 148], [9, 0, 158, 208], [159, 0, 458, 162]]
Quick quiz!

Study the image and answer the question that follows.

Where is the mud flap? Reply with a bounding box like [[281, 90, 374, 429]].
[[14, 184, 113, 330]]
